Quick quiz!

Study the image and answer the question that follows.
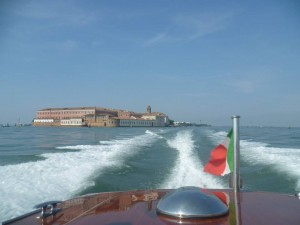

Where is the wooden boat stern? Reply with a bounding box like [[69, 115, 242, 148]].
[[3, 189, 300, 225]]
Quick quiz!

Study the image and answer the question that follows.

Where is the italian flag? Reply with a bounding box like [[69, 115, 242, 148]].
[[204, 129, 233, 176]]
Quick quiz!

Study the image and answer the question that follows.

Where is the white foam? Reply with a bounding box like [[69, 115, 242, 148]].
[[209, 129, 300, 191], [56, 145, 96, 150], [161, 130, 225, 189], [240, 140, 300, 190], [0, 131, 160, 221], [205, 130, 228, 145], [145, 130, 164, 138]]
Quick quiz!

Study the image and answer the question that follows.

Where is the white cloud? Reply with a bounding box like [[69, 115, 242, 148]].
[[143, 33, 169, 47], [143, 11, 239, 46], [15, 1, 97, 26]]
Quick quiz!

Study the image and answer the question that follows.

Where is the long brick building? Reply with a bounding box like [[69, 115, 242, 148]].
[[32, 106, 170, 127]]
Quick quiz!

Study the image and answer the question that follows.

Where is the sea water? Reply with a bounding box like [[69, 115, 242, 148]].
[[0, 126, 299, 221]]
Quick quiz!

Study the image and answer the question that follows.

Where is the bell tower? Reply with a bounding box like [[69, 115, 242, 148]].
[[147, 105, 151, 114]]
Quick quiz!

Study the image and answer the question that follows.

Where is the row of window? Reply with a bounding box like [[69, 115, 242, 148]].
[[39, 117, 79, 119], [120, 121, 153, 125], [39, 111, 93, 115], [97, 115, 108, 119], [61, 121, 83, 125], [34, 119, 54, 123]]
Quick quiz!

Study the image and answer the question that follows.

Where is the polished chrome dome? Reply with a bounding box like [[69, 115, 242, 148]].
[[156, 186, 228, 219]]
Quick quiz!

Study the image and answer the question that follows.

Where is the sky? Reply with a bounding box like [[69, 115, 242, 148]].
[[1, 0, 300, 126]]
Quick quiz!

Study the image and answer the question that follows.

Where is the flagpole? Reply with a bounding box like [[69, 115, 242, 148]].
[[232, 115, 242, 225], [232, 115, 240, 193]]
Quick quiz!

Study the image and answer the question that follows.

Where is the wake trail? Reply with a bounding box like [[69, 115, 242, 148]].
[[209, 129, 300, 190], [0, 130, 160, 221], [241, 140, 300, 190], [160, 129, 225, 189]]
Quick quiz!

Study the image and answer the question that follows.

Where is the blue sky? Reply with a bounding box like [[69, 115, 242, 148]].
[[1, 0, 300, 126]]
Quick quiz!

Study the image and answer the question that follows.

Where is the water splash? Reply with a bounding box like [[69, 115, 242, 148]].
[[161, 129, 225, 189], [0, 131, 160, 221]]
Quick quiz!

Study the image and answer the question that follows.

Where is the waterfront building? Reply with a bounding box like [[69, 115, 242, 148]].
[[118, 117, 155, 127], [32, 106, 170, 127], [33, 119, 54, 123], [61, 118, 86, 126]]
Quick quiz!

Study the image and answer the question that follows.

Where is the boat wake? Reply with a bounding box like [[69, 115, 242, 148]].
[[161, 129, 225, 189], [210, 130, 300, 191], [145, 129, 165, 138], [0, 131, 160, 221], [241, 140, 300, 190]]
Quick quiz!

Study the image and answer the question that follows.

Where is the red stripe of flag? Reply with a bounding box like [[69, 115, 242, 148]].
[[204, 144, 227, 176]]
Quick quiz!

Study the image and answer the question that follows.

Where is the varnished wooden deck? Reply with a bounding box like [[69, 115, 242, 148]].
[[4, 189, 300, 225]]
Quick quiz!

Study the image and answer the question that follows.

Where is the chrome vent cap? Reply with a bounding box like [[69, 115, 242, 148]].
[[156, 186, 228, 219]]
